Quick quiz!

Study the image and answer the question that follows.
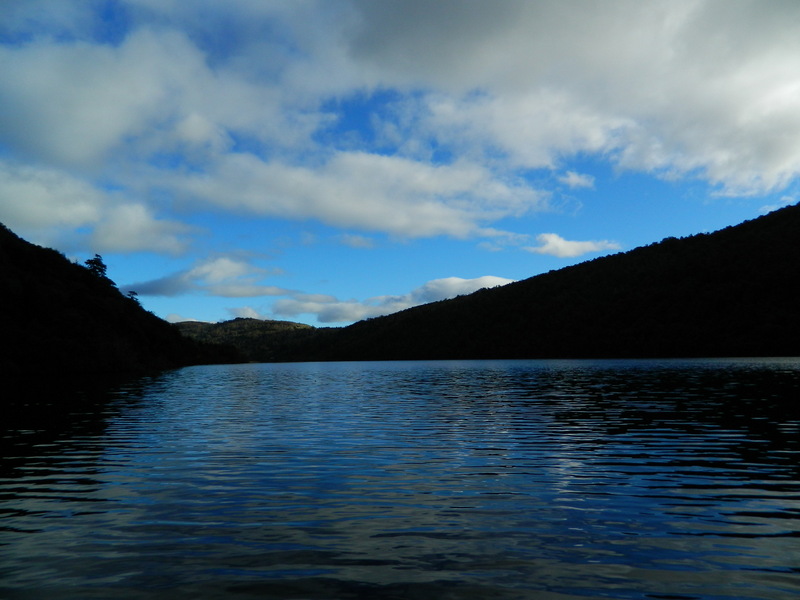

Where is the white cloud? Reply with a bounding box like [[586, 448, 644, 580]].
[[425, 91, 628, 170], [0, 31, 169, 167], [125, 255, 289, 297], [273, 275, 515, 323], [338, 233, 375, 248], [558, 171, 595, 190], [0, 161, 191, 253], [346, 0, 800, 195], [524, 233, 621, 258], [166, 151, 544, 239], [0, 161, 104, 229], [89, 204, 194, 255], [3, 0, 800, 261], [0, 22, 323, 173]]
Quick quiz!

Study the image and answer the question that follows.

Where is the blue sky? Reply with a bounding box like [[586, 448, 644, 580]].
[[1, 1, 798, 326]]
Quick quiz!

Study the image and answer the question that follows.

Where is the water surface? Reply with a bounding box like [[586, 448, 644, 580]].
[[3, 359, 800, 599]]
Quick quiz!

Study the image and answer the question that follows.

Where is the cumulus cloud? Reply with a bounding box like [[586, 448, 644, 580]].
[[348, 0, 800, 194], [425, 91, 628, 170], [273, 275, 515, 323], [3, 0, 800, 260], [0, 161, 192, 253], [338, 233, 375, 248], [88, 204, 194, 255], [524, 233, 621, 258], [124, 256, 289, 297], [0, 31, 169, 167], [558, 171, 595, 190], [165, 151, 543, 238], [0, 22, 320, 170], [0, 162, 104, 229]]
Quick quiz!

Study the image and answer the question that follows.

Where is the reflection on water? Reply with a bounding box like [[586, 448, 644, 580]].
[[2, 358, 800, 599]]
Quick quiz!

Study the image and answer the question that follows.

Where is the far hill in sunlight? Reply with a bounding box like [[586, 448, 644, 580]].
[[175, 318, 316, 362], [221, 202, 799, 362]]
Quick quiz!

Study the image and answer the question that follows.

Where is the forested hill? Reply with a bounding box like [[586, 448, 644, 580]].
[[299, 202, 800, 360], [175, 318, 316, 362], [0, 223, 239, 381]]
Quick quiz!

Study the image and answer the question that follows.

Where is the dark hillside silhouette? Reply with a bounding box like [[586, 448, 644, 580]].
[[0, 224, 239, 380], [294, 203, 800, 360]]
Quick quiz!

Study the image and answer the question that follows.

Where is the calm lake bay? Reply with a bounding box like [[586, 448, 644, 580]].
[[2, 358, 800, 599]]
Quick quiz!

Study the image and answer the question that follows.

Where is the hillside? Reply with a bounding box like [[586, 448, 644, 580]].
[[289, 203, 800, 361], [10, 200, 793, 382], [175, 318, 317, 362], [0, 223, 240, 380]]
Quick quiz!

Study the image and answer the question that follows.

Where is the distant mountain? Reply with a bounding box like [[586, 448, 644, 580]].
[[0, 223, 240, 381], [286, 203, 800, 361], [175, 318, 316, 362]]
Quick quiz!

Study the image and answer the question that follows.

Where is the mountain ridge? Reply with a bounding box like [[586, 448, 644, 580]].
[[316, 203, 800, 360], [185, 203, 799, 362], [5, 201, 798, 374]]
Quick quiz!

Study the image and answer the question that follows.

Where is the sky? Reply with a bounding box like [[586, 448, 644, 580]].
[[1, 0, 799, 327]]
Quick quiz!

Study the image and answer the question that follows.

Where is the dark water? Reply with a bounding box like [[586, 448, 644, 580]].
[[2, 359, 800, 600]]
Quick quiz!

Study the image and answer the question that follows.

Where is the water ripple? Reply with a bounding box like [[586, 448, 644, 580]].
[[2, 358, 800, 599]]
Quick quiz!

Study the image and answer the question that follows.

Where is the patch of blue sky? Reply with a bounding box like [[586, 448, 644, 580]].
[[107, 249, 188, 286], [316, 90, 403, 150], [92, 0, 131, 46], [524, 152, 753, 248], [146, 151, 196, 172], [227, 131, 278, 161], [0, 27, 34, 46], [314, 89, 456, 162], [0, 0, 130, 47], [0, 142, 14, 161]]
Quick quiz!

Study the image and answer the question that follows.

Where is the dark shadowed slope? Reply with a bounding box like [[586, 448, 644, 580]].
[[298, 203, 800, 361], [0, 223, 239, 380]]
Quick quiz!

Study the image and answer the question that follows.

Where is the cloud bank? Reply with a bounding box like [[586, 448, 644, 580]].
[[2, 0, 799, 254]]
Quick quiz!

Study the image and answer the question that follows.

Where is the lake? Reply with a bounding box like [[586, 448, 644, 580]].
[[2, 358, 800, 599]]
